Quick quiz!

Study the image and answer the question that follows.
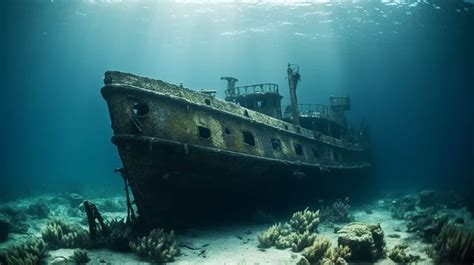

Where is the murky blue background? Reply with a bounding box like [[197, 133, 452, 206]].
[[1, 0, 473, 199]]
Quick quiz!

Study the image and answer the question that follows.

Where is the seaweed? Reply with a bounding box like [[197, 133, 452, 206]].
[[72, 249, 91, 264], [41, 219, 89, 249], [106, 218, 134, 252], [0, 237, 47, 265], [429, 223, 474, 263], [129, 228, 179, 263], [388, 244, 421, 263]]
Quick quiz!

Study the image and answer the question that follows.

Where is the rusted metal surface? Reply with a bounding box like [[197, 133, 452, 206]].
[[101, 70, 372, 227]]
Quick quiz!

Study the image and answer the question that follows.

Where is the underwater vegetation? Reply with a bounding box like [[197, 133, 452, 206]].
[[429, 223, 474, 263], [300, 237, 351, 265], [388, 244, 421, 263], [0, 238, 47, 265], [0, 206, 28, 234], [257, 208, 320, 250], [105, 218, 134, 252], [41, 219, 89, 249], [129, 228, 179, 263], [72, 249, 91, 264], [320, 198, 354, 223]]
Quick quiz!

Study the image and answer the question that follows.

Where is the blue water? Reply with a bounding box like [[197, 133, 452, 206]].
[[1, 0, 473, 200]]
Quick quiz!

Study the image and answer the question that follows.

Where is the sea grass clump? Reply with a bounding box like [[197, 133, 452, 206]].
[[72, 249, 91, 264], [41, 219, 89, 249], [289, 208, 320, 234], [429, 223, 474, 263], [1, 237, 47, 265], [129, 228, 179, 263]]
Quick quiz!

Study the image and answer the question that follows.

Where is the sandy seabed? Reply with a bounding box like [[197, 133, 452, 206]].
[[0, 192, 472, 264]]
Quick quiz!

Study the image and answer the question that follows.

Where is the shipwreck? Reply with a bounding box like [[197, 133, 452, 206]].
[[101, 64, 372, 227]]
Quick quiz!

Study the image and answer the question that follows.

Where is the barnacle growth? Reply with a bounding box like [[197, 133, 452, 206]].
[[41, 219, 89, 249], [129, 228, 179, 263]]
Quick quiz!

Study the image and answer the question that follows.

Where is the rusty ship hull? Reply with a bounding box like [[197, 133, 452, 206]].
[[101, 71, 372, 227]]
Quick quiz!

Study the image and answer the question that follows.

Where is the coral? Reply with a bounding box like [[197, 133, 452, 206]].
[[301, 236, 350, 264], [302, 236, 332, 263], [388, 244, 421, 263], [106, 218, 134, 252], [1, 237, 47, 265], [257, 223, 293, 249], [429, 223, 474, 263], [72, 249, 91, 264], [320, 198, 354, 223], [27, 201, 50, 219], [291, 231, 317, 252], [289, 208, 320, 234], [41, 219, 89, 249], [337, 222, 385, 262], [0, 215, 10, 242], [129, 228, 179, 263]]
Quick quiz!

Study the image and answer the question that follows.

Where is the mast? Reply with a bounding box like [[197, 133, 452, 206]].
[[287, 63, 301, 125]]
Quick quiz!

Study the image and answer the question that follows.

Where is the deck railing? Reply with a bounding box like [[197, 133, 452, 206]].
[[297, 104, 330, 115], [225, 83, 279, 97]]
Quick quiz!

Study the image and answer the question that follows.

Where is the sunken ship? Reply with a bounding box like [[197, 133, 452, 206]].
[[101, 64, 371, 227]]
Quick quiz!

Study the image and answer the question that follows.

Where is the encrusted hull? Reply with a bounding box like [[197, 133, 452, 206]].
[[101, 71, 372, 227]]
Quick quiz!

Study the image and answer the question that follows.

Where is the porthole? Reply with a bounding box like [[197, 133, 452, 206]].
[[284, 124, 289, 130], [198, 126, 211, 139], [224, 127, 231, 135], [132, 102, 149, 117], [271, 138, 282, 151], [204, 99, 211, 106], [243, 130, 255, 146], [244, 110, 250, 117]]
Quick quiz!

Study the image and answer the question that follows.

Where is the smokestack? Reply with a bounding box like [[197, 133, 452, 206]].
[[287, 64, 300, 125]]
